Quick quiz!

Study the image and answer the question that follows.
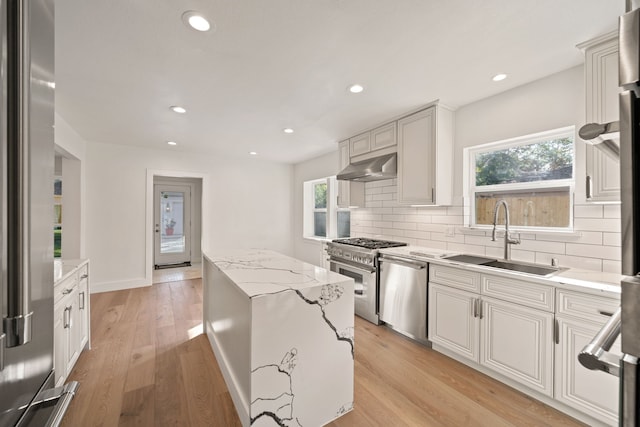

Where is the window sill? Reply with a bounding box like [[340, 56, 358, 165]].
[[462, 226, 582, 237]]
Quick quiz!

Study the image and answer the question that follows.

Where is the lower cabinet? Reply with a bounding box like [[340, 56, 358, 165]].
[[428, 281, 553, 397], [481, 297, 554, 397], [428, 264, 621, 426], [554, 290, 620, 426], [54, 260, 90, 386]]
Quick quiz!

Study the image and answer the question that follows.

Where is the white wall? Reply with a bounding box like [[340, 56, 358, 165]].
[[55, 113, 88, 258], [292, 150, 339, 265], [86, 142, 293, 292], [348, 66, 622, 273]]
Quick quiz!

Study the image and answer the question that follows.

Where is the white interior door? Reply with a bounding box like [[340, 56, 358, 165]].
[[154, 184, 192, 268]]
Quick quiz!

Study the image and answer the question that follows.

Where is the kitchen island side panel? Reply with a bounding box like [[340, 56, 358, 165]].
[[203, 257, 251, 424], [250, 281, 355, 426]]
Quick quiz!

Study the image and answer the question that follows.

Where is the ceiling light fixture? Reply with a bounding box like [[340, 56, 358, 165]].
[[492, 73, 507, 82], [249, 151, 258, 156], [170, 106, 187, 114], [283, 128, 294, 134], [348, 84, 364, 93], [182, 11, 212, 32], [167, 141, 177, 146]]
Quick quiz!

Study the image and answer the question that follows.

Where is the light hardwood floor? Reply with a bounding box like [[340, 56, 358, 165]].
[[63, 279, 586, 426]]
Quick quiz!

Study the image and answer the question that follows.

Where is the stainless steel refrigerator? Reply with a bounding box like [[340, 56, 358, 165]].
[[0, 1, 77, 426]]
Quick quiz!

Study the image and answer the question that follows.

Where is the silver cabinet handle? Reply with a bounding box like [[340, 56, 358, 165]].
[[79, 292, 85, 310], [62, 288, 72, 295], [4, 0, 33, 348], [598, 310, 615, 317], [586, 175, 593, 199], [63, 307, 71, 329], [80, 274, 88, 280], [477, 299, 483, 320], [472, 298, 477, 318], [554, 318, 560, 345]]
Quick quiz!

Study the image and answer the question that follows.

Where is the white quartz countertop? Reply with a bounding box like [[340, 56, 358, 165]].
[[379, 245, 622, 297], [204, 249, 352, 298]]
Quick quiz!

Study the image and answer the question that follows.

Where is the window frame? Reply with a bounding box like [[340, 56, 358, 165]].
[[304, 176, 351, 239], [464, 126, 576, 232]]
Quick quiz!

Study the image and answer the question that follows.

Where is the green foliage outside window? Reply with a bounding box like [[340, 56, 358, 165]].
[[314, 183, 327, 209], [475, 138, 573, 186]]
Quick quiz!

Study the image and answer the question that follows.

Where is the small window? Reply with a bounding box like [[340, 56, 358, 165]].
[[304, 177, 350, 239], [466, 126, 575, 230]]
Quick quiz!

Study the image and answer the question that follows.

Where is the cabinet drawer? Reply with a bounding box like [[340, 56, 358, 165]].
[[78, 264, 89, 281], [556, 289, 619, 323], [481, 275, 554, 312], [429, 265, 481, 293], [54, 274, 78, 305]]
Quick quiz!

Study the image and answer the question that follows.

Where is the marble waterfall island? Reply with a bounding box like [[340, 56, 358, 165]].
[[203, 249, 354, 426]]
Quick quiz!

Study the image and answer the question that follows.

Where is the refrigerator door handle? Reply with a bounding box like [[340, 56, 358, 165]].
[[3, 0, 32, 348], [578, 306, 622, 377], [0, 333, 4, 371]]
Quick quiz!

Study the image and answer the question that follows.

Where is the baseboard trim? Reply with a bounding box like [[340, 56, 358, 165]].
[[91, 277, 150, 294]]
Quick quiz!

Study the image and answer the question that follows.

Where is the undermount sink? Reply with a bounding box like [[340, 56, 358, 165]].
[[482, 260, 561, 277], [443, 254, 562, 277]]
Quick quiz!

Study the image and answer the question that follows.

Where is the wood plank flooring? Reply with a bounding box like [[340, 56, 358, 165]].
[[63, 279, 586, 426]]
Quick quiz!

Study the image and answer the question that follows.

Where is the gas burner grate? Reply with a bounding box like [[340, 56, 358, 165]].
[[332, 238, 407, 250]]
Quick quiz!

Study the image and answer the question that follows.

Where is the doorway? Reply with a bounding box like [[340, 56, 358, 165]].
[[154, 184, 192, 268]]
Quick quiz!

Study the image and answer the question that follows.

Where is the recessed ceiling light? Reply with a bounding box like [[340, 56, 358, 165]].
[[249, 151, 258, 156], [492, 73, 507, 82], [182, 11, 212, 32], [170, 106, 186, 114], [283, 128, 294, 134], [167, 141, 177, 146], [348, 84, 364, 93]]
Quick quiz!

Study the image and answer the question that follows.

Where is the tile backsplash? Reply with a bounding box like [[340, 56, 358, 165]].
[[350, 179, 622, 273]]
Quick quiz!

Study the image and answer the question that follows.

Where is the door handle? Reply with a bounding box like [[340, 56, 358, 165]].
[[4, 0, 33, 348]]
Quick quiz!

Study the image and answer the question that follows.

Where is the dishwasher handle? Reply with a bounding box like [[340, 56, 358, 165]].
[[379, 255, 426, 270]]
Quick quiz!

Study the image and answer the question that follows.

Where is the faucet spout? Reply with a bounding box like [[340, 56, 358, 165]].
[[491, 199, 520, 260]]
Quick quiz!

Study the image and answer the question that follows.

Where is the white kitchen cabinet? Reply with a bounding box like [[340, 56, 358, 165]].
[[370, 122, 397, 151], [429, 266, 554, 396], [481, 296, 554, 397], [337, 140, 365, 208], [54, 260, 91, 385], [555, 290, 620, 426], [349, 132, 371, 157], [429, 283, 480, 361], [579, 32, 620, 203], [397, 103, 453, 206]]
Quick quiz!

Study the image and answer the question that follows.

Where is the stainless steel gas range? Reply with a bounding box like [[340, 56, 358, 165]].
[[327, 238, 407, 324]]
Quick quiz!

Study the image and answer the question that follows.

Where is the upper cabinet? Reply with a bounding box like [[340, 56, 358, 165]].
[[579, 32, 620, 203], [397, 103, 453, 206], [337, 140, 365, 208], [349, 122, 397, 159]]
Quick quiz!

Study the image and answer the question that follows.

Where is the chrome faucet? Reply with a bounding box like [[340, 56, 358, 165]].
[[491, 199, 520, 260]]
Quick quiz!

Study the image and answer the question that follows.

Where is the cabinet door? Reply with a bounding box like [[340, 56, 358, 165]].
[[555, 316, 619, 425], [397, 108, 435, 205], [78, 273, 89, 350], [67, 288, 81, 375], [53, 300, 68, 387], [371, 122, 396, 151], [349, 132, 371, 157], [584, 35, 620, 202], [428, 283, 479, 362], [480, 297, 554, 397]]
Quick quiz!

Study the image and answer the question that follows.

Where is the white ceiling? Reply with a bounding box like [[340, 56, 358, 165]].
[[55, 1, 624, 164]]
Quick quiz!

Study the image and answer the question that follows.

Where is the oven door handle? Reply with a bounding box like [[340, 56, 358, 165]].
[[379, 255, 427, 270], [328, 259, 376, 274]]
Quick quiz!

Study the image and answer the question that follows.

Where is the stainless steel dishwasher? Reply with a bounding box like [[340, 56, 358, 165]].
[[378, 253, 428, 344]]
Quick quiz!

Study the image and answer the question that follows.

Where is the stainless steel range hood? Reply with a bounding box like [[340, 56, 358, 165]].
[[336, 153, 397, 182]]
